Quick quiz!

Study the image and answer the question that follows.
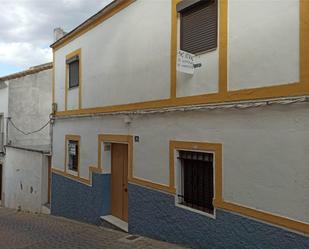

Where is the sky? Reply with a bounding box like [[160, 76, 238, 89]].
[[0, 0, 113, 77]]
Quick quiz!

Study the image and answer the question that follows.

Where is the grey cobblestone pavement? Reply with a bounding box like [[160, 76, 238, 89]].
[[0, 207, 189, 249]]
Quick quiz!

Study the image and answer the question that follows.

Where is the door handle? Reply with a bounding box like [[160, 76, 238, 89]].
[[124, 188, 128, 192]]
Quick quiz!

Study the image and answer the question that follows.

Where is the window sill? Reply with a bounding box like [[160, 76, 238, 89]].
[[175, 201, 216, 219], [68, 85, 79, 90], [66, 168, 78, 177]]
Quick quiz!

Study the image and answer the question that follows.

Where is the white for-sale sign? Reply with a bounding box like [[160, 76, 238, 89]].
[[177, 50, 194, 75]]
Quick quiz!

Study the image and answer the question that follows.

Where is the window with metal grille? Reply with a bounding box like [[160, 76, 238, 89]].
[[178, 150, 214, 214], [178, 0, 218, 54], [66, 55, 79, 89], [68, 140, 79, 172]]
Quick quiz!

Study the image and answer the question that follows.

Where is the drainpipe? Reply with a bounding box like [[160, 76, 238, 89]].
[[5, 117, 11, 147]]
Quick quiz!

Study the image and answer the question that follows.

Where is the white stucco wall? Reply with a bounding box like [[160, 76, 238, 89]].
[[176, 49, 219, 97], [54, 0, 171, 111], [8, 69, 52, 146], [53, 102, 309, 224], [4, 147, 48, 212], [228, 0, 300, 90], [67, 87, 79, 110]]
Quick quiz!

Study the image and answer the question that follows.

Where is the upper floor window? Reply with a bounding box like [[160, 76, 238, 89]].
[[66, 55, 79, 89], [177, 0, 218, 54]]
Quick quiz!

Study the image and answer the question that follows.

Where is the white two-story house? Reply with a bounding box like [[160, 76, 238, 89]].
[[50, 1, 309, 248]]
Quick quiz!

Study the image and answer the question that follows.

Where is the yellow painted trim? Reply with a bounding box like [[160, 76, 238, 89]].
[[98, 134, 133, 176], [219, 0, 228, 94], [54, 133, 104, 186], [98, 134, 176, 194], [55, 83, 309, 117], [52, 0, 136, 51], [65, 48, 82, 111], [300, 0, 309, 86], [64, 135, 81, 177], [218, 201, 309, 235], [129, 177, 173, 194], [169, 140, 223, 203], [52, 167, 102, 186], [170, 0, 180, 99]]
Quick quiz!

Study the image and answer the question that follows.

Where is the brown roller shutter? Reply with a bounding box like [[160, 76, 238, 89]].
[[180, 0, 218, 54], [68, 60, 79, 88]]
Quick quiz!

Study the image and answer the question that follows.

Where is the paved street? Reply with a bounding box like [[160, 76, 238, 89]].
[[0, 208, 188, 249]]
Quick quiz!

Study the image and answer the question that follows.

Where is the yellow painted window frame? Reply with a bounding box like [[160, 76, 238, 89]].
[[170, 140, 223, 204], [65, 48, 82, 111], [169, 140, 309, 234], [64, 135, 81, 177]]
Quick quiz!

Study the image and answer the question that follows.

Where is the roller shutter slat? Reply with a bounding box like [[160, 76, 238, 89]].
[[180, 1, 218, 54]]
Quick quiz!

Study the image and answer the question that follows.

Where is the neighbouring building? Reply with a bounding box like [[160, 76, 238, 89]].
[[50, 0, 309, 248], [0, 63, 53, 213]]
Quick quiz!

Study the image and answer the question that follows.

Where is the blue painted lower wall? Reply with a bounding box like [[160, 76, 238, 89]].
[[128, 184, 309, 249], [51, 173, 308, 249], [51, 172, 111, 224]]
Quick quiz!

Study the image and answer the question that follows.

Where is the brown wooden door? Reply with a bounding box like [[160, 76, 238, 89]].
[[111, 143, 128, 222]]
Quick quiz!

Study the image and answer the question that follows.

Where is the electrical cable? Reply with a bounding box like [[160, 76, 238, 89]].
[[54, 95, 309, 120], [8, 118, 51, 136]]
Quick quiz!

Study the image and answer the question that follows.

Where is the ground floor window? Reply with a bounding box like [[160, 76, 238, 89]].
[[65, 135, 80, 175], [177, 150, 214, 214], [68, 140, 78, 171]]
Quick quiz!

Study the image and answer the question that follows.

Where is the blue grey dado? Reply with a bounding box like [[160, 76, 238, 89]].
[[51, 172, 111, 224], [128, 184, 309, 249]]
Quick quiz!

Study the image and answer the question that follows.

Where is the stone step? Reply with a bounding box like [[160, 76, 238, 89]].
[[41, 204, 51, 215], [100, 215, 128, 232]]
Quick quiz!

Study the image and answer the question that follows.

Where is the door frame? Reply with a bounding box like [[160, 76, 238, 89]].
[[98, 134, 133, 180], [98, 134, 133, 222]]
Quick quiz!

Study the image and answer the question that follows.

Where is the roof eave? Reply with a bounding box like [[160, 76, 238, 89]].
[[0, 62, 53, 82], [51, 0, 134, 50]]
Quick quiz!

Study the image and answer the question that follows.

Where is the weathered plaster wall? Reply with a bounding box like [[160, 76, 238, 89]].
[[0, 81, 8, 157], [4, 147, 48, 212], [0, 82, 8, 126], [8, 69, 52, 146], [53, 102, 309, 224]]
